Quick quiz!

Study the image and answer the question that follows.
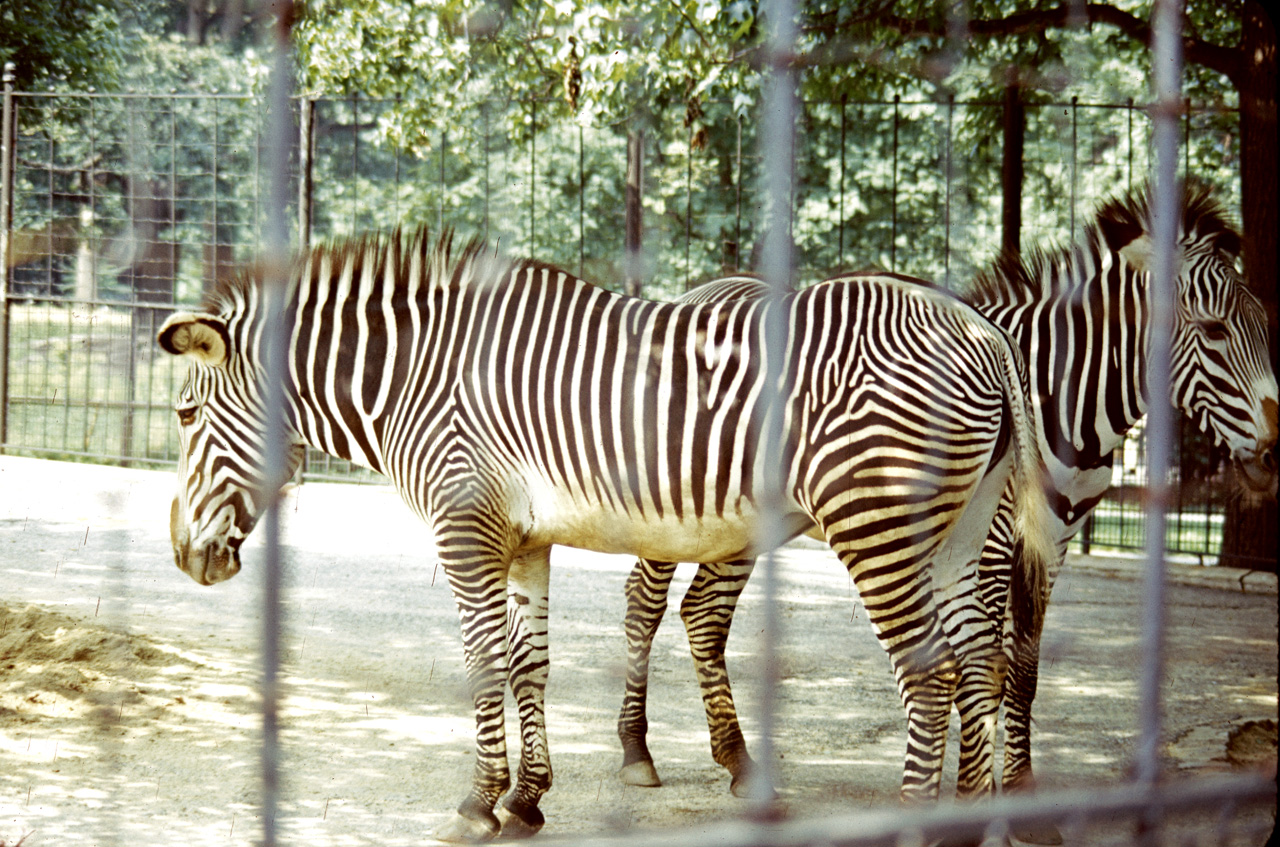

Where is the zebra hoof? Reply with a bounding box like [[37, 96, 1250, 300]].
[[495, 796, 545, 839], [434, 810, 500, 843], [618, 760, 662, 787], [730, 771, 778, 802], [1011, 821, 1063, 845]]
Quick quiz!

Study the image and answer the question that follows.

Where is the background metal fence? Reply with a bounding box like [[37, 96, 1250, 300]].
[[0, 73, 1245, 561]]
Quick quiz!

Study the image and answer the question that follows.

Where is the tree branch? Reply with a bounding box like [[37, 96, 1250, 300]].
[[801, 3, 1242, 87]]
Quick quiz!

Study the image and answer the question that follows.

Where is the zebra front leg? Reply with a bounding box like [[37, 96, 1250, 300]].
[[496, 548, 553, 838], [679, 558, 757, 797], [1002, 620, 1065, 845], [618, 558, 678, 787], [435, 556, 516, 843]]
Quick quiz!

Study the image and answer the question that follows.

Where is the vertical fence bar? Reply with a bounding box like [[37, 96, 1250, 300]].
[[213, 96, 221, 272], [1136, 0, 1183, 836], [1127, 98, 1134, 190], [578, 123, 585, 277], [1070, 95, 1078, 239], [482, 102, 491, 243], [685, 124, 693, 289], [753, 0, 796, 811], [298, 97, 313, 248], [0, 63, 15, 451], [734, 116, 743, 270], [261, 10, 297, 845], [943, 94, 953, 288], [891, 94, 900, 271], [351, 92, 360, 232], [529, 100, 537, 253], [838, 94, 846, 270], [1183, 97, 1191, 177], [439, 127, 447, 234]]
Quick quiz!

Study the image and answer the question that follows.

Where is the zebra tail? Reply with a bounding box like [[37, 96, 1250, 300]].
[[997, 332, 1053, 641]]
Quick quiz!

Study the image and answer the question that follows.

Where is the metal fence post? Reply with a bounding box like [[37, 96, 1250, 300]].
[[891, 94, 900, 271], [298, 97, 313, 249], [261, 10, 297, 845], [1136, 3, 1183, 839], [754, 0, 797, 810], [838, 93, 847, 269], [943, 93, 954, 288], [1070, 95, 1079, 239], [0, 62, 15, 452]]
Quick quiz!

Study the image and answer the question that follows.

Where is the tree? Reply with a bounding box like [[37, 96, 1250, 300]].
[[0, 0, 128, 94]]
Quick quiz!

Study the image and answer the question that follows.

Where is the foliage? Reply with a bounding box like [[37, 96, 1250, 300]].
[[0, 0, 129, 95]]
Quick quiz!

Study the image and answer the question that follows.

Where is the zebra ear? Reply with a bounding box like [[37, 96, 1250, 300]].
[[158, 313, 230, 367], [1098, 210, 1147, 256]]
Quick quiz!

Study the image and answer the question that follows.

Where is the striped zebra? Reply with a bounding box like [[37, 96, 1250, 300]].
[[972, 182, 1277, 839], [158, 231, 1055, 840], [614, 182, 1278, 820]]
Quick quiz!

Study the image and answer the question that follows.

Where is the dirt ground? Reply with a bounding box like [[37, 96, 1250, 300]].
[[0, 456, 1275, 846]]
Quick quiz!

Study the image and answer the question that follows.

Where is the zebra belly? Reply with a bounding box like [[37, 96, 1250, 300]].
[[518, 481, 793, 563]]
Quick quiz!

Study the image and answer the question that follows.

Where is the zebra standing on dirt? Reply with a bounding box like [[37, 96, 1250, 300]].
[[613, 182, 1278, 840], [158, 230, 1055, 840]]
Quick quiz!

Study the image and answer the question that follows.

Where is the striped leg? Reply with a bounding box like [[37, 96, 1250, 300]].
[[839, 544, 960, 802], [436, 557, 513, 842], [814, 460, 976, 801], [433, 509, 523, 843], [930, 459, 1014, 800], [1001, 624, 1041, 793], [497, 548, 553, 837], [679, 559, 757, 796], [618, 559, 678, 787]]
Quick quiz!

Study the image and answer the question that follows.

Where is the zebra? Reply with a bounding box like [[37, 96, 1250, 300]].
[[971, 181, 1277, 840], [613, 181, 1279, 822], [158, 230, 1056, 841]]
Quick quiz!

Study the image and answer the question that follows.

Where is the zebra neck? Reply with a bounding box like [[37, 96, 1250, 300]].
[[980, 247, 1150, 503]]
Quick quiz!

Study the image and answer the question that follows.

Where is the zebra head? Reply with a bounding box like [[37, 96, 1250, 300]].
[[157, 307, 303, 585], [1099, 185, 1278, 498]]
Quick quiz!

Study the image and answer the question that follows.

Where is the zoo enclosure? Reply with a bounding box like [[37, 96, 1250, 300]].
[[0, 68, 1245, 561], [0, 4, 1275, 842]]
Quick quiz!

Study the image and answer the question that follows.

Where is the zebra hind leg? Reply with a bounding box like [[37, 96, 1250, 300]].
[[1003, 623, 1064, 846], [833, 539, 959, 803], [494, 548, 554, 838], [617, 558, 679, 787], [679, 558, 758, 797]]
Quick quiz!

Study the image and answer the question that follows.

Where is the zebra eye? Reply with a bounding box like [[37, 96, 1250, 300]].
[[1200, 320, 1230, 342], [176, 406, 198, 426]]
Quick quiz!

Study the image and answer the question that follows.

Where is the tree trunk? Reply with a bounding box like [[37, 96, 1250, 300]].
[[1002, 83, 1024, 259], [624, 130, 644, 297], [1220, 0, 1278, 572]]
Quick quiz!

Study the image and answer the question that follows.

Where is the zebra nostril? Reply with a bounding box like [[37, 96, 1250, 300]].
[[1262, 450, 1277, 473]]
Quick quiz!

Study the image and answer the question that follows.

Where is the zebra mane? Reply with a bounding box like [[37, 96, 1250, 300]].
[[200, 227, 541, 316], [965, 179, 1241, 307]]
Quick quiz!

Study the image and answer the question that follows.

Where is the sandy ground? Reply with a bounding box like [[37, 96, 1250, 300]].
[[0, 456, 1275, 846]]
